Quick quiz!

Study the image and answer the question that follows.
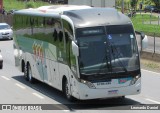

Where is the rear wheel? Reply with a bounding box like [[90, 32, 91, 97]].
[[24, 64, 29, 81], [27, 64, 34, 83], [24, 63, 34, 83]]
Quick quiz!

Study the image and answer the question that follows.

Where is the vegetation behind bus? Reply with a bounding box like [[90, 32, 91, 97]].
[[4, 0, 51, 11]]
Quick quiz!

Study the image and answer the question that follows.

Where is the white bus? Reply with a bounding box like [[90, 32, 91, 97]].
[[13, 5, 147, 101]]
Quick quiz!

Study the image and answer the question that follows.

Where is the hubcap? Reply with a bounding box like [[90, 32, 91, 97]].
[[28, 66, 32, 81], [65, 81, 70, 97]]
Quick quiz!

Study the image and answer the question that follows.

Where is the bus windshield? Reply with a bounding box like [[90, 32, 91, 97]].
[[76, 25, 140, 80]]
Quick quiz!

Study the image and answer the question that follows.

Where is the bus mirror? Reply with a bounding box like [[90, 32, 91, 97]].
[[72, 41, 79, 56], [142, 35, 148, 49], [140, 32, 145, 40]]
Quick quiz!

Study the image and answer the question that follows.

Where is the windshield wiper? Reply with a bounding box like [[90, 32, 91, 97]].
[[109, 42, 128, 73], [96, 43, 112, 75]]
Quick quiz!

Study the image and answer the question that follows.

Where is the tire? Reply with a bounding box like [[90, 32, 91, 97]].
[[24, 63, 34, 83], [24, 64, 29, 81], [119, 96, 125, 100], [63, 79, 74, 101], [27, 64, 34, 83], [0, 65, 3, 69]]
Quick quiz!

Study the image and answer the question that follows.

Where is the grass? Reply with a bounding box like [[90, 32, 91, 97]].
[[131, 14, 160, 37], [3, 0, 51, 11], [141, 59, 160, 73]]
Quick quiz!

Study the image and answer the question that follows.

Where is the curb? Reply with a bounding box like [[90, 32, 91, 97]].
[[140, 51, 160, 62]]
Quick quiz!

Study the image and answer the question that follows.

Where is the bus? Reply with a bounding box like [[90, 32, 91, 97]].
[[13, 5, 148, 101]]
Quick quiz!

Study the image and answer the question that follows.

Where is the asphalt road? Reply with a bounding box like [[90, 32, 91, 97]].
[[0, 40, 160, 113]]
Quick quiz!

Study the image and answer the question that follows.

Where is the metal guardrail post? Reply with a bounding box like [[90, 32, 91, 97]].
[[142, 15, 144, 24], [150, 14, 151, 25], [154, 33, 155, 54], [141, 36, 142, 51], [158, 16, 160, 26]]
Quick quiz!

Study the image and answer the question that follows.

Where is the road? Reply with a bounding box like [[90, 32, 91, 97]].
[[0, 40, 160, 113]]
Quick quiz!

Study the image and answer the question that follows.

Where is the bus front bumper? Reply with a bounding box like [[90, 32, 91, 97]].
[[75, 78, 141, 100]]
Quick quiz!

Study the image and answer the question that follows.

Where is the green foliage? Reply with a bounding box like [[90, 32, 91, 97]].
[[130, 0, 138, 11], [3, 0, 50, 11], [151, 0, 160, 7], [25, 1, 35, 8], [131, 14, 160, 37]]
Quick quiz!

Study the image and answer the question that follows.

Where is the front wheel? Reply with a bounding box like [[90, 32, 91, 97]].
[[64, 79, 74, 101], [0, 65, 3, 69]]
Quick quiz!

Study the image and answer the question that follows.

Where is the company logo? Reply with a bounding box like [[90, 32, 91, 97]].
[[118, 77, 132, 84], [32, 42, 44, 63]]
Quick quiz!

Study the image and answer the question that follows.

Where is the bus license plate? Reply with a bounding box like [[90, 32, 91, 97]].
[[108, 90, 118, 95]]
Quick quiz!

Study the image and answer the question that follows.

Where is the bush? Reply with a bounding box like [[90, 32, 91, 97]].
[[25, 1, 35, 8]]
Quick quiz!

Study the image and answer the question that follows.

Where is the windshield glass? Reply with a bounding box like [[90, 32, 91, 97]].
[[76, 25, 140, 80], [0, 25, 10, 30], [106, 25, 139, 73], [77, 27, 108, 75]]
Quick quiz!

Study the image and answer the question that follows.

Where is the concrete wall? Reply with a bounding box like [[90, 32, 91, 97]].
[[140, 51, 160, 62], [68, 0, 115, 7]]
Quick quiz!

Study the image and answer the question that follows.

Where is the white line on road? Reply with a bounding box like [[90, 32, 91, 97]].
[[142, 69, 160, 75], [145, 98, 160, 104], [15, 83, 26, 89], [63, 110, 70, 112], [1, 76, 10, 81], [32, 93, 44, 99]]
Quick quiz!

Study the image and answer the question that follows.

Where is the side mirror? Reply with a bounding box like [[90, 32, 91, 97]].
[[142, 35, 148, 49], [72, 41, 79, 56]]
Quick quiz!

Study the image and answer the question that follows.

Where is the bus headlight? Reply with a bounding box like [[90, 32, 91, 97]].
[[80, 79, 96, 89], [130, 75, 140, 85]]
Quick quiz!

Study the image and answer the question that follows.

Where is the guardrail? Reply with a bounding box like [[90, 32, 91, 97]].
[[136, 31, 160, 61], [0, 14, 13, 26]]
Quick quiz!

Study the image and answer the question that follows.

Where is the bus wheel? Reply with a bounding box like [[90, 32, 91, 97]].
[[0, 65, 3, 69], [24, 64, 29, 81], [27, 64, 34, 83], [64, 79, 74, 101]]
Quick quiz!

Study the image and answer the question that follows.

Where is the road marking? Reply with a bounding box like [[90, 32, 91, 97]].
[[142, 69, 160, 75], [32, 93, 44, 99], [145, 98, 160, 104], [15, 83, 26, 89], [1, 76, 10, 81], [62, 110, 70, 112]]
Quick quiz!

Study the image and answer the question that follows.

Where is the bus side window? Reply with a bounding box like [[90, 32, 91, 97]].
[[43, 17, 46, 26], [65, 32, 69, 44], [53, 29, 58, 41], [30, 18, 34, 26], [59, 31, 63, 42], [70, 42, 77, 74]]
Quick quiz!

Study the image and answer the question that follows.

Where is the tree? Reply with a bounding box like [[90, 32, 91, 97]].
[[130, 0, 138, 11], [152, 0, 160, 7]]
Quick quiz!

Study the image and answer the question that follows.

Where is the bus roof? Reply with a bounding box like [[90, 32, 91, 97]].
[[63, 8, 132, 28], [15, 5, 131, 28], [14, 5, 91, 17]]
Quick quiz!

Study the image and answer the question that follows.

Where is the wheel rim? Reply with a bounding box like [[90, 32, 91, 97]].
[[65, 81, 70, 98], [28, 66, 32, 81]]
